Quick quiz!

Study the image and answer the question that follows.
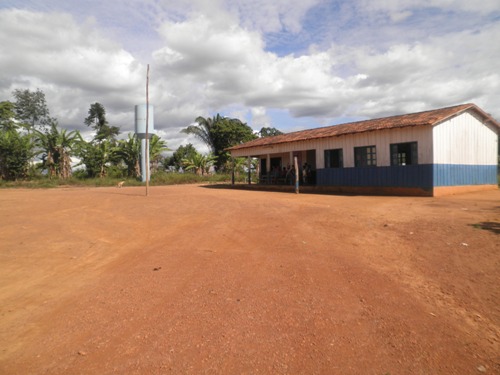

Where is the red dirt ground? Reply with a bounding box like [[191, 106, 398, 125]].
[[0, 185, 499, 374]]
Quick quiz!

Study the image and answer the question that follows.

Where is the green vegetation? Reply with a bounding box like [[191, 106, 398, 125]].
[[181, 114, 256, 170], [259, 126, 284, 137], [0, 90, 172, 182], [151, 171, 249, 185], [164, 143, 197, 171], [1, 89, 268, 188], [0, 172, 251, 189]]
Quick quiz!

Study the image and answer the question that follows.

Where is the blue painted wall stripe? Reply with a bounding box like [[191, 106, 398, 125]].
[[317, 164, 497, 188], [317, 165, 433, 188], [433, 164, 497, 186]]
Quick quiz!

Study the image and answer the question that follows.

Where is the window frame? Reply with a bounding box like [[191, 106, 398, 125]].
[[324, 148, 344, 168], [390, 142, 418, 166], [354, 145, 377, 167]]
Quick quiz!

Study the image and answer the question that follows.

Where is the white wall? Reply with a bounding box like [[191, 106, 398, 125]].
[[316, 126, 432, 168], [232, 126, 434, 168], [433, 112, 498, 165]]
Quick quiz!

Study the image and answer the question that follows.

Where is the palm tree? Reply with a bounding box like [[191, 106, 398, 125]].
[[56, 128, 82, 179], [114, 134, 141, 178], [113, 134, 170, 178], [230, 157, 248, 177], [182, 152, 217, 175], [34, 122, 81, 179], [97, 140, 114, 178], [181, 114, 223, 153], [149, 134, 170, 174], [76, 138, 115, 178], [183, 115, 257, 171], [34, 123, 58, 178]]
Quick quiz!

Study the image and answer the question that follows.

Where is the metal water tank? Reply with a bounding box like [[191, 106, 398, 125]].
[[134, 104, 154, 139]]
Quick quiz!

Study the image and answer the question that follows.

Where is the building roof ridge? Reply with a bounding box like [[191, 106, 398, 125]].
[[228, 103, 498, 151]]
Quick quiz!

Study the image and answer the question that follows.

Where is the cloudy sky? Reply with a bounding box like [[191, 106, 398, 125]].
[[1, 0, 499, 151]]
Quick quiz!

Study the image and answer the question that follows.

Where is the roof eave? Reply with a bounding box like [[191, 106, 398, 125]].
[[229, 123, 430, 152]]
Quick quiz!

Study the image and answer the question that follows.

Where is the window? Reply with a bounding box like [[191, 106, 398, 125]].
[[390, 142, 418, 166], [354, 146, 377, 167], [324, 149, 343, 168]]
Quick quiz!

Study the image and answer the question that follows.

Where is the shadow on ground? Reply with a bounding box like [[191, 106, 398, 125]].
[[470, 222, 500, 235]]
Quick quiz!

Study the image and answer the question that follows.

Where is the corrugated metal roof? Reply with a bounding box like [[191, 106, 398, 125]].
[[229, 103, 500, 151]]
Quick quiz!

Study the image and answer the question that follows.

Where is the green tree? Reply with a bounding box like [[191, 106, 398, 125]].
[[149, 134, 170, 174], [77, 139, 115, 178], [182, 152, 217, 176], [56, 127, 82, 179], [182, 114, 256, 171], [224, 156, 248, 177], [12, 88, 51, 131], [0, 129, 34, 180], [0, 100, 35, 180], [78, 103, 121, 178], [34, 123, 58, 178], [34, 120, 81, 179], [164, 143, 198, 171], [210, 117, 256, 170], [114, 134, 141, 178], [114, 134, 170, 178], [0, 101, 17, 131], [259, 127, 283, 137], [181, 114, 221, 153], [84, 102, 120, 142]]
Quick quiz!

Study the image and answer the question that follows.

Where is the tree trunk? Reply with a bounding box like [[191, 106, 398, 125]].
[[134, 159, 141, 178], [47, 152, 56, 179], [59, 149, 71, 179]]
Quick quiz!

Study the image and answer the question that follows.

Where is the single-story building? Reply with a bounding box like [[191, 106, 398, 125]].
[[228, 103, 500, 196]]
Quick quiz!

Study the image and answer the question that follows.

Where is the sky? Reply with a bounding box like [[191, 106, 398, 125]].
[[1, 0, 499, 152]]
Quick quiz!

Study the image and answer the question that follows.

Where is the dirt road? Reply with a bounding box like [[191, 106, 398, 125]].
[[0, 185, 499, 374]]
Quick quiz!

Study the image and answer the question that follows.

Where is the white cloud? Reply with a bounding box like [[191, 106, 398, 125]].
[[250, 107, 271, 128], [1, 0, 499, 148], [345, 21, 500, 117], [0, 10, 142, 90], [153, 13, 348, 120], [0, 9, 145, 132]]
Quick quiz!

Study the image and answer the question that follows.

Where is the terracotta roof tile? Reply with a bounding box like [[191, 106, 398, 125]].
[[229, 103, 499, 151]]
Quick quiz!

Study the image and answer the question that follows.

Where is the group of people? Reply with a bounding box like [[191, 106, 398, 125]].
[[266, 162, 312, 185]]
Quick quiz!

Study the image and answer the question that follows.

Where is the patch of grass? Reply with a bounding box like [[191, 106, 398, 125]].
[[150, 171, 209, 185], [150, 171, 251, 185], [0, 176, 127, 189], [0, 177, 60, 189], [0, 172, 253, 189]]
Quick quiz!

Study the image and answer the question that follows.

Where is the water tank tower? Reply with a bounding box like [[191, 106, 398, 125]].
[[134, 104, 154, 182]]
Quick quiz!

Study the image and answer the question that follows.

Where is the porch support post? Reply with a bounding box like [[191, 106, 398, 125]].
[[231, 157, 235, 185], [247, 156, 251, 184], [294, 156, 299, 194], [256, 158, 260, 184]]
